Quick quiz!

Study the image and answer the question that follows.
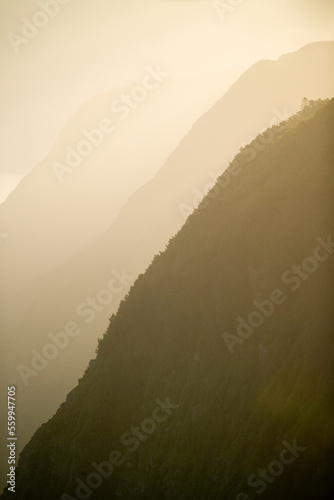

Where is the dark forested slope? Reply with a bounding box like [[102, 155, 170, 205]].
[[3, 99, 334, 500]]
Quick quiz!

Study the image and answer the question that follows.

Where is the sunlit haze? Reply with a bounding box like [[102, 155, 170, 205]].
[[1, 0, 334, 201]]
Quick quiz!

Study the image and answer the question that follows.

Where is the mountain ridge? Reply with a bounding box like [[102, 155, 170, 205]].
[[1, 41, 333, 492], [4, 97, 334, 500]]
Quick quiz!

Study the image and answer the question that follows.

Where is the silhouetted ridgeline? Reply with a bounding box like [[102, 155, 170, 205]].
[[2, 98, 334, 499], [1, 44, 333, 490]]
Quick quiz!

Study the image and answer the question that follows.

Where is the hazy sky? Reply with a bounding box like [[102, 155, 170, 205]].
[[0, 0, 333, 202]]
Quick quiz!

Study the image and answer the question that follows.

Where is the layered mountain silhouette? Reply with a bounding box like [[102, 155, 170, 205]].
[[3, 96, 333, 499], [0, 69, 235, 303], [1, 41, 334, 489], [0, 68, 238, 484]]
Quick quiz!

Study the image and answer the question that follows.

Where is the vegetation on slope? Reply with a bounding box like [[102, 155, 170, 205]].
[[2, 98, 334, 500]]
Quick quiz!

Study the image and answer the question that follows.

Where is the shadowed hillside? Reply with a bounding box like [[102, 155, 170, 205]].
[[3, 98, 334, 500], [1, 45, 333, 485]]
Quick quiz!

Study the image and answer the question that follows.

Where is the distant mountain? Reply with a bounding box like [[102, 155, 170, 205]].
[[0, 69, 233, 303], [1, 41, 334, 489], [4, 97, 334, 500]]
